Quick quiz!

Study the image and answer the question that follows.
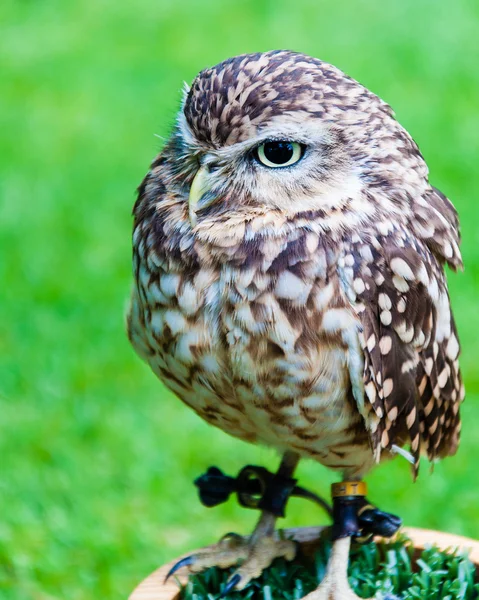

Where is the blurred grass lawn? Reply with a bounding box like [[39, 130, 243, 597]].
[[1, 0, 479, 598]]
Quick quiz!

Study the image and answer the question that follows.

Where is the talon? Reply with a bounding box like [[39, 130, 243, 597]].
[[163, 532, 250, 582], [164, 555, 194, 582], [220, 573, 241, 598]]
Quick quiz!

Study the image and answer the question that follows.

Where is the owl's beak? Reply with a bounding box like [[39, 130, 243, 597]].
[[188, 165, 212, 226]]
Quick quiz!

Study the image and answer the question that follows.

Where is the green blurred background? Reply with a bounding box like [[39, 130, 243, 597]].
[[1, 0, 478, 598]]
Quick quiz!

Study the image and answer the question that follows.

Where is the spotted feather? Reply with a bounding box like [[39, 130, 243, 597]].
[[341, 202, 463, 473], [128, 50, 464, 486]]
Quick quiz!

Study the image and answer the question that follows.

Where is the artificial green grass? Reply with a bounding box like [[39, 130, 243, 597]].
[[2, 0, 479, 599], [181, 537, 479, 600]]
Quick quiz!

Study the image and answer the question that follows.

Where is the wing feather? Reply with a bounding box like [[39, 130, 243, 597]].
[[340, 194, 463, 475]]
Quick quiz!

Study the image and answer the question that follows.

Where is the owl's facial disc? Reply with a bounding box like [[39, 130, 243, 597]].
[[179, 97, 363, 222], [174, 50, 431, 230], [187, 137, 310, 225]]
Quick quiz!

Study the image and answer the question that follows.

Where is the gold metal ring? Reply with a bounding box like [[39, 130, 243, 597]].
[[331, 481, 367, 497]]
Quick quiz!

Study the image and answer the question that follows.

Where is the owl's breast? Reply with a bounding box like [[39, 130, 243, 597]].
[[128, 226, 372, 474]]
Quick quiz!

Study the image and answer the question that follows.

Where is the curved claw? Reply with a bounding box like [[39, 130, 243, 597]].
[[220, 573, 241, 598], [164, 555, 194, 583]]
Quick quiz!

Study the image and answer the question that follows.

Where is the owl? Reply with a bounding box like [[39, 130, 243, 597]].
[[127, 51, 463, 599]]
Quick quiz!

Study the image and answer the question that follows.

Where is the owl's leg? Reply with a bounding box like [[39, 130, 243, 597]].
[[165, 452, 299, 589], [303, 536, 362, 600], [302, 537, 399, 600], [302, 482, 401, 600]]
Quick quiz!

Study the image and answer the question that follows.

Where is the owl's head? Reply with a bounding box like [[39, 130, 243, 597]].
[[165, 51, 428, 231]]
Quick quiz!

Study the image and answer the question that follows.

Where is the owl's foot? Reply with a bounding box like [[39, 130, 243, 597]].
[[221, 529, 297, 593], [164, 532, 249, 580], [165, 512, 296, 590], [166, 453, 302, 588]]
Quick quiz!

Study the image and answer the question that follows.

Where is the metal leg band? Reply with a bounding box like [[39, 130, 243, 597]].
[[330, 482, 402, 541]]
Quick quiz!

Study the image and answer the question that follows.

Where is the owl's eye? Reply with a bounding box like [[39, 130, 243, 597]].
[[254, 141, 304, 168]]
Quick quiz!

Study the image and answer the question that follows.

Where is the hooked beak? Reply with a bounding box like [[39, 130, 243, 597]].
[[188, 165, 212, 226]]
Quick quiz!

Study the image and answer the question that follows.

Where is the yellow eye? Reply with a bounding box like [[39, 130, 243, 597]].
[[255, 141, 304, 168]]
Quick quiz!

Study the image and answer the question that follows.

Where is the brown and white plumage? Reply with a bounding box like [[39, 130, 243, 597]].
[[128, 50, 463, 481], [128, 50, 464, 599]]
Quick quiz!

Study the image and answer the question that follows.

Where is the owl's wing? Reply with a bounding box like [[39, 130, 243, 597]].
[[342, 187, 464, 474]]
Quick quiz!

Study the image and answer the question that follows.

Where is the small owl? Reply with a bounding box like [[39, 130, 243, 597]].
[[127, 51, 463, 599]]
